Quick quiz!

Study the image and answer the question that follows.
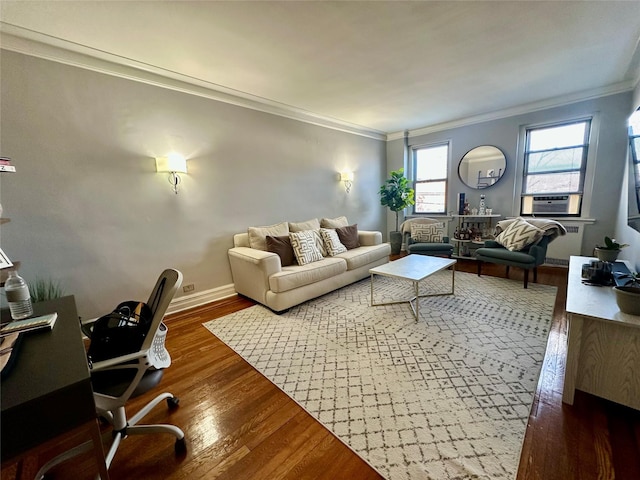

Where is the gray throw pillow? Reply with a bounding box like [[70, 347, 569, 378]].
[[266, 235, 296, 266], [335, 224, 360, 250]]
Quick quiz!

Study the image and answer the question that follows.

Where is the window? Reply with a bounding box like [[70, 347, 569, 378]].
[[521, 119, 591, 216], [412, 143, 448, 214], [629, 109, 640, 212]]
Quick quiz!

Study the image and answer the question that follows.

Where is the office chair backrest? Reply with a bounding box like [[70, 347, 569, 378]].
[[140, 269, 182, 352]]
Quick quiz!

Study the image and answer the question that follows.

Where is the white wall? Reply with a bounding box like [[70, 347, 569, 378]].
[[0, 51, 386, 319], [615, 80, 640, 271]]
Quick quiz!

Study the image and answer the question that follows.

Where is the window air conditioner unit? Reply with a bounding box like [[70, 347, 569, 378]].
[[531, 195, 570, 214]]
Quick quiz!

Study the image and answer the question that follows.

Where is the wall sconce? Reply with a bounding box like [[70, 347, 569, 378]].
[[340, 171, 354, 193], [156, 154, 187, 194]]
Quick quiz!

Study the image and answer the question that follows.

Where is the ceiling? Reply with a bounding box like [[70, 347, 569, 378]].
[[2, 1, 640, 137]]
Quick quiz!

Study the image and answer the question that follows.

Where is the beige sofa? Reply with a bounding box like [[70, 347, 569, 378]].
[[228, 217, 391, 312]]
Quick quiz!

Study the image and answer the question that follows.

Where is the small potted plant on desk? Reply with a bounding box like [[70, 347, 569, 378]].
[[594, 236, 628, 262], [379, 168, 415, 255], [614, 271, 640, 315]]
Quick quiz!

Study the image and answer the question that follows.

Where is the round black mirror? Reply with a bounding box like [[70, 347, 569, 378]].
[[458, 146, 506, 189]]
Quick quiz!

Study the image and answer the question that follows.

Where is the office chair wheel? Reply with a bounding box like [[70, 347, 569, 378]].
[[167, 396, 180, 410], [175, 437, 187, 454]]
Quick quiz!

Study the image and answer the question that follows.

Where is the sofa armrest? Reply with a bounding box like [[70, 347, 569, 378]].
[[358, 230, 382, 246], [228, 247, 282, 303]]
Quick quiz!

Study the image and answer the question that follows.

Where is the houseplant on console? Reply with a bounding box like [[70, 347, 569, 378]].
[[379, 168, 415, 255], [594, 236, 639, 315], [614, 271, 640, 315], [594, 236, 629, 262]]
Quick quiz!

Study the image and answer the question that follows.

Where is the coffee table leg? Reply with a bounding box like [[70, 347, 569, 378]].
[[370, 273, 374, 306], [451, 263, 456, 294], [415, 280, 419, 322]]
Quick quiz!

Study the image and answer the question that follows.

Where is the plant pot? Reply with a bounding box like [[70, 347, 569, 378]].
[[389, 231, 403, 255], [594, 248, 620, 262], [613, 286, 640, 315]]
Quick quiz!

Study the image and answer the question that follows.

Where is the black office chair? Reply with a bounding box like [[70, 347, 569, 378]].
[[35, 268, 185, 478]]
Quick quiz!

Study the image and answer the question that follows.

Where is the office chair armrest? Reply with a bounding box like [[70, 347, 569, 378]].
[[80, 317, 101, 339], [90, 349, 150, 371]]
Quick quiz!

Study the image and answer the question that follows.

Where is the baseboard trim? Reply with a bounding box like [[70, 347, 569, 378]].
[[167, 283, 237, 314]]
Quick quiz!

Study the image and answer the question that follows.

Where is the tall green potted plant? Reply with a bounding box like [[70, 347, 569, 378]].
[[379, 168, 415, 254]]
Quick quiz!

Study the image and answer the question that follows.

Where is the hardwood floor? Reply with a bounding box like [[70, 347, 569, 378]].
[[9, 259, 640, 479]]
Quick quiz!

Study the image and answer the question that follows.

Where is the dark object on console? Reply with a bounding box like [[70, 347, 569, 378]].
[[610, 261, 636, 287], [581, 260, 613, 286]]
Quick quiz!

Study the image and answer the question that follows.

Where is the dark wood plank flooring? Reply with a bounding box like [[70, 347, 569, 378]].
[[7, 258, 640, 480]]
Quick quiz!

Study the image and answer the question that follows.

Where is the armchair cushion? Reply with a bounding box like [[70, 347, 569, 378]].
[[495, 217, 545, 251], [410, 222, 444, 242]]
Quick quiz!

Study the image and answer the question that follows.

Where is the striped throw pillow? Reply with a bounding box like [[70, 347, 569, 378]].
[[495, 218, 545, 251], [320, 228, 347, 256]]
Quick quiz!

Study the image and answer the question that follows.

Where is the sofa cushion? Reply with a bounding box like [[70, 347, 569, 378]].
[[248, 222, 289, 251], [320, 228, 347, 256], [336, 224, 360, 250], [335, 244, 389, 271], [289, 231, 324, 265], [269, 258, 347, 293], [320, 216, 349, 228], [266, 235, 296, 266], [411, 222, 444, 242], [289, 218, 321, 232], [495, 217, 544, 251], [288, 219, 327, 256]]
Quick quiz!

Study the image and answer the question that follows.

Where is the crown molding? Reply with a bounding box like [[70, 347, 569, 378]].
[[0, 23, 386, 141], [2, 23, 635, 144], [386, 81, 637, 142]]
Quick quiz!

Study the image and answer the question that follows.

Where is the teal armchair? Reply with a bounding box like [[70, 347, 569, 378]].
[[476, 236, 550, 288], [401, 218, 454, 258], [475, 217, 566, 288]]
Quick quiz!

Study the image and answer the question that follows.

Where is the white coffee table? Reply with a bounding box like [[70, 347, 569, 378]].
[[369, 255, 456, 321]]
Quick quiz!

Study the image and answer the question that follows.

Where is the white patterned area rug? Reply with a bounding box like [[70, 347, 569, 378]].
[[203, 271, 556, 480]]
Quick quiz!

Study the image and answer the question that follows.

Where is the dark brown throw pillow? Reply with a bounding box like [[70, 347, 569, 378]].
[[335, 224, 360, 250], [266, 235, 296, 266]]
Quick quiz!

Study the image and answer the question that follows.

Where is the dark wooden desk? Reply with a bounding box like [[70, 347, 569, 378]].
[[1, 296, 109, 479]]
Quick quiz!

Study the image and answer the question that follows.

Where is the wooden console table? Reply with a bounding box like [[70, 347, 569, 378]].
[[563, 256, 640, 410]]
